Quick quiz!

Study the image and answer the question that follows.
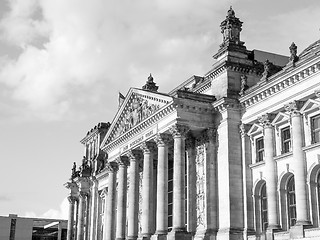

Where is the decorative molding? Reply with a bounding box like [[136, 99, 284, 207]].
[[169, 124, 189, 138], [139, 141, 156, 154], [258, 113, 275, 128], [116, 156, 129, 167], [154, 133, 171, 147], [240, 60, 320, 108], [105, 162, 119, 173], [195, 144, 206, 229], [284, 100, 305, 116]]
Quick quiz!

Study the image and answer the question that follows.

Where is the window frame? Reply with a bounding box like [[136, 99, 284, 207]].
[[281, 126, 292, 154], [260, 183, 268, 231], [256, 137, 264, 163], [311, 114, 320, 144], [287, 176, 297, 227]]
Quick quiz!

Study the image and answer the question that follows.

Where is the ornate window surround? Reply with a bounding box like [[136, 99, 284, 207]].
[[247, 123, 264, 165]]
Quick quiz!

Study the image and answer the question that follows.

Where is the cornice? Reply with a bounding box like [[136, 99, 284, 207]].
[[240, 60, 320, 109], [212, 97, 240, 112]]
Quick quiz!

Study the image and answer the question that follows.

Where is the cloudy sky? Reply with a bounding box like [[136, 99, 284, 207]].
[[0, 0, 319, 219]]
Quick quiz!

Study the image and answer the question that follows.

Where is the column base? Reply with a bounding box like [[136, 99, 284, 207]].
[[138, 234, 152, 240], [194, 228, 217, 240], [216, 228, 243, 240], [127, 236, 138, 240], [151, 231, 168, 240], [167, 230, 192, 240], [289, 222, 311, 239]]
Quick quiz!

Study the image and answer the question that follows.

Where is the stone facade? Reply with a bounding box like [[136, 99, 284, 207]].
[[65, 8, 320, 240]]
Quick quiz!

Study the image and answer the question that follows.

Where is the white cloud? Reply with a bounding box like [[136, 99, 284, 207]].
[[24, 197, 68, 220], [0, 0, 233, 121]]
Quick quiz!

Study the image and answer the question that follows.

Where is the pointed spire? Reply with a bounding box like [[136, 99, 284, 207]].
[[142, 73, 159, 92]]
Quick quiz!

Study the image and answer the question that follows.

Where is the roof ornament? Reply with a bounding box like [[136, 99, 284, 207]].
[[289, 42, 299, 66], [142, 73, 159, 92], [227, 6, 235, 17], [219, 7, 244, 48]]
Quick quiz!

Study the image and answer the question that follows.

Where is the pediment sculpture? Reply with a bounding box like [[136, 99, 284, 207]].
[[116, 95, 160, 137]]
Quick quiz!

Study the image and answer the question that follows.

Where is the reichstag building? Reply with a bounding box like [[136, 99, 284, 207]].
[[65, 7, 320, 240]]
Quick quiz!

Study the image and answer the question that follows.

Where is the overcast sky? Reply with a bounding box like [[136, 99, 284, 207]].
[[0, 0, 320, 219]]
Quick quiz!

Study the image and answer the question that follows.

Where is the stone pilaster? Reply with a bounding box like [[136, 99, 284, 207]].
[[285, 101, 310, 229], [104, 162, 119, 240], [127, 150, 143, 240], [89, 179, 98, 240], [67, 195, 77, 240], [77, 191, 88, 240], [168, 124, 191, 240], [116, 156, 129, 240], [239, 124, 255, 238], [65, 181, 79, 240], [139, 142, 156, 239], [152, 133, 170, 240], [258, 114, 280, 236]]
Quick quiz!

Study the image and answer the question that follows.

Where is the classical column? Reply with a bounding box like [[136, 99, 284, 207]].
[[67, 196, 77, 240], [169, 124, 189, 234], [153, 134, 170, 238], [140, 142, 156, 239], [127, 150, 142, 240], [104, 162, 119, 240], [77, 191, 88, 240], [185, 134, 196, 233], [285, 101, 310, 225], [258, 114, 280, 230], [89, 178, 98, 240], [116, 156, 129, 240]]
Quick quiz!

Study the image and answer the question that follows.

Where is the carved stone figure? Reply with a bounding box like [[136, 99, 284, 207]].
[[289, 42, 299, 66], [239, 75, 249, 96]]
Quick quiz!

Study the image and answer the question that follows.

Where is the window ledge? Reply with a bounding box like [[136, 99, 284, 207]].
[[303, 142, 320, 152], [274, 152, 293, 161], [249, 161, 265, 169]]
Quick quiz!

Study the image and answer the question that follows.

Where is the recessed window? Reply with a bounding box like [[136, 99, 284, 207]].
[[256, 137, 264, 162], [311, 114, 320, 144], [281, 127, 291, 154], [287, 176, 296, 227], [261, 184, 268, 231]]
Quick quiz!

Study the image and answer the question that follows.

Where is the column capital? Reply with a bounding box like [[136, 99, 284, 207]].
[[126, 149, 143, 161], [206, 127, 217, 141], [154, 133, 171, 146], [105, 162, 119, 173], [139, 141, 156, 153], [116, 156, 130, 167], [169, 124, 189, 138], [185, 133, 195, 149], [239, 123, 250, 138], [284, 100, 304, 116], [79, 191, 89, 199], [67, 195, 78, 204], [258, 113, 275, 128]]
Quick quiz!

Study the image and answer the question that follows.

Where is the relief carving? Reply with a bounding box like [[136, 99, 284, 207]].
[[195, 144, 206, 229], [117, 95, 160, 136]]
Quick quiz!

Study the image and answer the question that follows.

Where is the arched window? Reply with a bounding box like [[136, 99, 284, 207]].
[[261, 183, 268, 231], [317, 173, 320, 218], [287, 176, 296, 227]]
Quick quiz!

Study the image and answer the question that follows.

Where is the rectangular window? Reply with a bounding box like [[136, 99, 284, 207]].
[[311, 114, 320, 144], [281, 127, 291, 154], [256, 137, 264, 162]]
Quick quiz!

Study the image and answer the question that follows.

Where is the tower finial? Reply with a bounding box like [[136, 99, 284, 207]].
[[142, 73, 158, 92]]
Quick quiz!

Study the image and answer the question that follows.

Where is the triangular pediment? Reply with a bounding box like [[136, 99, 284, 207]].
[[300, 99, 320, 113], [247, 123, 263, 136], [102, 88, 173, 147], [272, 112, 290, 126]]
